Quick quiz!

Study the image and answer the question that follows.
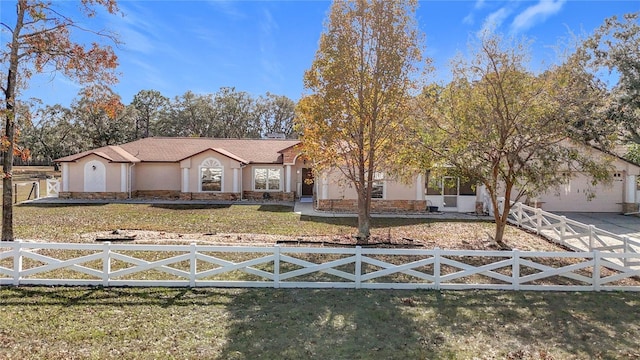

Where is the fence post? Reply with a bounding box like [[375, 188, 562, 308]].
[[535, 208, 542, 235], [593, 250, 601, 292], [512, 249, 520, 291], [13, 184, 17, 204], [434, 247, 441, 291], [190, 243, 197, 288], [517, 203, 523, 227], [560, 216, 567, 245], [13, 240, 22, 286], [273, 245, 280, 289], [102, 242, 110, 287], [589, 225, 595, 251], [355, 246, 362, 289], [35, 181, 40, 199]]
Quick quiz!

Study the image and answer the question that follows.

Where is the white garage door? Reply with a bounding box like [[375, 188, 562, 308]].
[[539, 175, 624, 212]]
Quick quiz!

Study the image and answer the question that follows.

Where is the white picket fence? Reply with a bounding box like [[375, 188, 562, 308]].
[[508, 202, 640, 268], [1, 241, 639, 291]]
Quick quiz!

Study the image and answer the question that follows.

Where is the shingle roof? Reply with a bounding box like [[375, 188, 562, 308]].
[[55, 138, 301, 164]]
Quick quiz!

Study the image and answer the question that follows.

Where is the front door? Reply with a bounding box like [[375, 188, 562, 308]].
[[302, 168, 314, 196]]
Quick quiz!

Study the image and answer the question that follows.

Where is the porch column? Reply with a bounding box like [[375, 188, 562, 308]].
[[321, 173, 328, 200], [285, 165, 291, 193], [182, 168, 189, 193], [626, 174, 636, 203], [62, 163, 69, 192], [233, 168, 239, 193], [416, 173, 423, 200], [120, 164, 127, 192]]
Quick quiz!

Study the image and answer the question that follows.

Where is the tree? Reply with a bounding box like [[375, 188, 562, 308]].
[[419, 34, 611, 246], [73, 85, 133, 147], [212, 87, 260, 138], [0, 0, 119, 240], [256, 93, 296, 138], [296, 0, 425, 240], [582, 12, 640, 144], [23, 104, 90, 162], [131, 89, 168, 139], [157, 91, 217, 137]]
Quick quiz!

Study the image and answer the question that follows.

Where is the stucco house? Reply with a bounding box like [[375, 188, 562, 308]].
[[55, 137, 640, 213]]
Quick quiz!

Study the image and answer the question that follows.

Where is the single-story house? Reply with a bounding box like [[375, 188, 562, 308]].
[[55, 137, 640, 213]]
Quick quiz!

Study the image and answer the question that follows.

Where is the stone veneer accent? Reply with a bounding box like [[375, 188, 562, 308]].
[[180, 192, 240, 201], [243, 191, 295, 202], [622, 202, 638, 215], [59, 192, 128, 200], [134, 190, 181, 199], [317, 199, 427, 213], [61, 191, 241, 201]]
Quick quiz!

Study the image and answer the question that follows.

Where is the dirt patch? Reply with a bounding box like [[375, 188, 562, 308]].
[[81, 224, 566, 251]]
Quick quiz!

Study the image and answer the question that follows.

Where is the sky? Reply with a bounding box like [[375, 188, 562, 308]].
[[2, 0, 640, 108]]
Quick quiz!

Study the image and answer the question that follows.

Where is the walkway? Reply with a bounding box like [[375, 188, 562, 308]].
[[25, 197, 491, 220]]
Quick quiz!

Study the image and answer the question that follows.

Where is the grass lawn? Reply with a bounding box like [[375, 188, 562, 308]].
[[1, 199, 639, 359], [1, 287, 638, 360]]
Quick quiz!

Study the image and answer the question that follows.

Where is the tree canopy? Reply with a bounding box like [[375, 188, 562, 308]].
[[1, 0, 120, 240], [296, 0, 426, 240], [418, 33, 612, 245]]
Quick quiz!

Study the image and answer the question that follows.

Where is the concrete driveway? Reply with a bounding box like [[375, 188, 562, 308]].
[[553, 212, 640, 239]]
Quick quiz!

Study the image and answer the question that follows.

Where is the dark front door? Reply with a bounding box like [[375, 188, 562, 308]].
[[302, 168, 314, 196]]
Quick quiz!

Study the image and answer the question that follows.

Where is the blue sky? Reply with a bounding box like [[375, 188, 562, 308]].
[[3, 0, 640, 107]]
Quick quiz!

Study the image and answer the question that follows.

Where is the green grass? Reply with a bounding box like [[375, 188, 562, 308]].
[[1, 287, 638, 359], [3, 199, 639, 359]]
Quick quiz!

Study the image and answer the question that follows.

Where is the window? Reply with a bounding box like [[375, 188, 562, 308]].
[[459, 179, 476, 196], [200, 158, 223, 192], [371, 172, 384, 199], [254, 168, 281, 191]]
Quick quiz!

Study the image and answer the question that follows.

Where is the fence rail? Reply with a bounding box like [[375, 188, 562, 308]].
[[1, 241, 639, 291], [508, 202, 640, 267]]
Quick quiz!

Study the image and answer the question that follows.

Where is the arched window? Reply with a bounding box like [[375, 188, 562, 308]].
[[200, 158, 223, 192]]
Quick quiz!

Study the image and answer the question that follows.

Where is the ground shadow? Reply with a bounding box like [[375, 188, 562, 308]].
[[1, 287, 638, 359], [17, 203, 109, 208], [257, 204, 294, 212], [149, 204, 232, 210], [299, 215, 485, 228]]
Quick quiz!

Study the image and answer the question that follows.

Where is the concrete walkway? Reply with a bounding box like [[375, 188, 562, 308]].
[[24, 197, 491, 220], [293, 201, 491, 220]]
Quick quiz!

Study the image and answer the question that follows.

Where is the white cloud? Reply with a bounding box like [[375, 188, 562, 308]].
[[511, 0, 566, 32], [479, 7, 512, 36], [463, 13, 474, 25], [474, 0, 486, 9]]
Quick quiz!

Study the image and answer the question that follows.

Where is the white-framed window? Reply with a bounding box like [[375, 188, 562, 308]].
[[200, 158, 223, 192], [371, 172, 385, 199], [254, 167, 281, 191]]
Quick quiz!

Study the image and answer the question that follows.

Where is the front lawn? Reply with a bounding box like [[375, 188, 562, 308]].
[[1, 287, 638, 359], [3, 203, 638, 359]]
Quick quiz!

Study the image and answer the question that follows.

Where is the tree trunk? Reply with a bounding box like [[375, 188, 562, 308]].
[[356, 191, 371, 242], [2, 1, 24, 241], [494, 219, 507, 247]]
